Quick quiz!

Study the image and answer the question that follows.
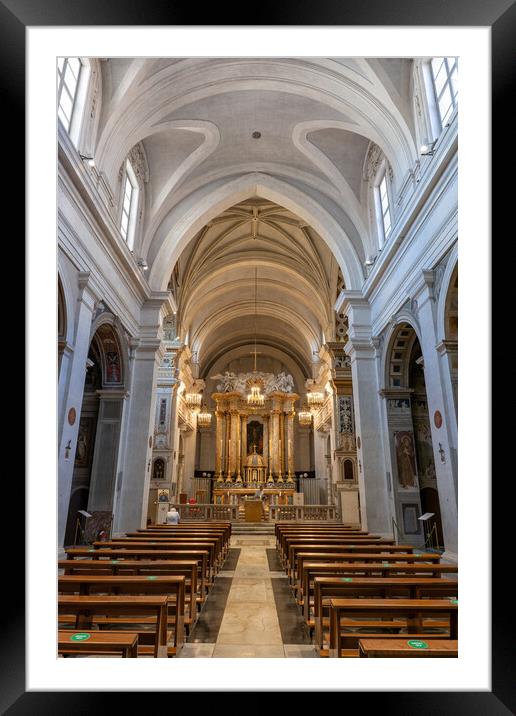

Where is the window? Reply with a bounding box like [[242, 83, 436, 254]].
[[430, 57, 458, 128], [57, 57, 82, 132], [378, 173, 392, 241], [120, 162, 139, 249]]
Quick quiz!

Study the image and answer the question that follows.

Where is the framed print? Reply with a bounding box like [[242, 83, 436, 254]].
[[14, 0, 509, 710]]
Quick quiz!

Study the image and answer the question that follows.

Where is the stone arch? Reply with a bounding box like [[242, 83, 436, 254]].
[[436, 245, 458, 342], [89, 317, 127, 389], [147, 173, 365, 292], [384, 320, 422, 389]]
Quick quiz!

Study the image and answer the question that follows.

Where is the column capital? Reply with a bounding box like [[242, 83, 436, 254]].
[[436, 339, 458, 355], [96, 388, 130, 400]]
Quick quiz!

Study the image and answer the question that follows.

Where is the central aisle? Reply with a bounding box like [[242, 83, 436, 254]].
[[180, 533, 318, 658], [213, 535, 283, 657]]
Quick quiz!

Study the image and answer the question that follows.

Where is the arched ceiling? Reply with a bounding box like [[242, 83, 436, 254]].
[[170, 199, 342, 376], [94, 57, 417, 292], [92, 57, 418, 379]]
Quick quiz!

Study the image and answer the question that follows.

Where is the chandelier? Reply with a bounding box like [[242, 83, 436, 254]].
[[247, 267, 264, 407], [307, 391, 325, 411], [197, 405, 212, 428], [247, 379, 265, 407], [185, 393, 202, 412], [298, 405, 312, 426]]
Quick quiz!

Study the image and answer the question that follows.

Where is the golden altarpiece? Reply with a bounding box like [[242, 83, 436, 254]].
[[210, 371, 300, 513]]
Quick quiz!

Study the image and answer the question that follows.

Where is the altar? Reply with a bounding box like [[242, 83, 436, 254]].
[[213, 486, 296, 520]]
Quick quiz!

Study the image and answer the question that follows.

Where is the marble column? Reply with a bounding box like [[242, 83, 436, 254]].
[[182, 428, 197, 497], [58, 273, 98, 553], [113, 297, 167, 534], [414, 273, 458, 561], [342, 293, 392, 537], [241, 415, 248, 465]]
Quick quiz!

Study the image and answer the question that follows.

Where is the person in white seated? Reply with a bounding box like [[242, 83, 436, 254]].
[[166, 506, 180, 524]]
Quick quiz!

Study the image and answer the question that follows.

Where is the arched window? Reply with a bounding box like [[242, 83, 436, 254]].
[[120, 160, 139, 249], [430, 57, 458, 129], [374, 162, 393, 247], [57, 57, 91, 147]]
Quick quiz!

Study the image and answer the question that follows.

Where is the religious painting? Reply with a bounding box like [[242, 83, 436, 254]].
[[394, 431, 418, 488], [74, 417, 96, 468], [247, 420, 263, 454], [413, 419, 437, 486], [158, 488, 170, 502], [105, 351, 121, 383], [152, 458, 166, 481]]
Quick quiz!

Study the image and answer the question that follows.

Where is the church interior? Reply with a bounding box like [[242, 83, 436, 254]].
[[57, 56, 458, 659]]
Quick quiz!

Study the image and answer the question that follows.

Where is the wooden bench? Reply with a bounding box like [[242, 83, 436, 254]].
[[300, 562, 458, 624], [139, 526, 231, 557], [65, 548, 210, 597], [91, 542, 217, 582], [94, 540, 218, 579], [279, 535, 389, 565], [58, 595, 169, 658], [58, 574, 185, 654], [358, 638, 458, 657], [126, 531, 227, 563], [328, 598, 458, 657], [58, 630, 138, 658], [312, 576, 458, 651], [59, 559, 199, 630], [291, 549, 441, 589]]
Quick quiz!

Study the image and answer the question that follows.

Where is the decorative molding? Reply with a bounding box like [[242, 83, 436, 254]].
[[127, 142, 150, 184]]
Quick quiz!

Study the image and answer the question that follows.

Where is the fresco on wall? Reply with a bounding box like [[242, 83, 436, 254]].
[[74, 417, 96, 468], [394, 431, 418, 488], [413, 419, 437, 485]]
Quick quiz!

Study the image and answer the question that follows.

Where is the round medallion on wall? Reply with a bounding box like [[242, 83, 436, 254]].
[[434, 411, 443, 429], [149, 436, 153, 448], [68, 407, 76, 426], [356, 436, 361, 449]]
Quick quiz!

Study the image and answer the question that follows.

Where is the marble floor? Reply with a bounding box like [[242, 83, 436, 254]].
[[180, 534, 318, 658]]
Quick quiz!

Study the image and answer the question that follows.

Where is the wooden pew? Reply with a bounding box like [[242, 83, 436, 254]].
[[58, 575, 185, 655], [312, 576, 458, 652], [58, 559, 199, 630], [65, 548, 210, 598], [126, 531, 227, 562], [358, 638, 458, 658], [291, 549, 441, 589], [91, 541, 218, 582], [301, 563, 458, 627], [279, 535, 389, 565], [144, 523, 232, 555], [58, 630, 138, 658], [58, 595, 169, 658], [328, 598, 458, 657]]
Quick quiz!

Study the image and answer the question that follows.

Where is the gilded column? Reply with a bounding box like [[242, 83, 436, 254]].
[[241, 415, 247, 465], [215, 408, 223, 477], [263, 417, 269, 469], [287, 408, 295, 480], [270, 397, 281, 476], [235, 411, 242, 481]]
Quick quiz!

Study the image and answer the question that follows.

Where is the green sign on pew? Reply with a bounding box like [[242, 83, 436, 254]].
[[70, 633, 91, 642], [407, 640, 428, 649]]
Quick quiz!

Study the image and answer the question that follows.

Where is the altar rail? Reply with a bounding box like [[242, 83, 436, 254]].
[[170, 503, 339, 522], [268, 505, 339, 521], [172, 503, 239, 521]]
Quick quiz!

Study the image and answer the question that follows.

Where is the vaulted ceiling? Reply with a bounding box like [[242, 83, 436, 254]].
[[92, 57, 417, 376]]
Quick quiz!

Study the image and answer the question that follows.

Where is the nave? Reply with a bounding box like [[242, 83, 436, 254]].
[[58, 521, 458, 659]]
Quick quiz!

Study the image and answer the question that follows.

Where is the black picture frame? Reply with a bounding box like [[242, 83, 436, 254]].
[[11, 0, 509, 711]]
